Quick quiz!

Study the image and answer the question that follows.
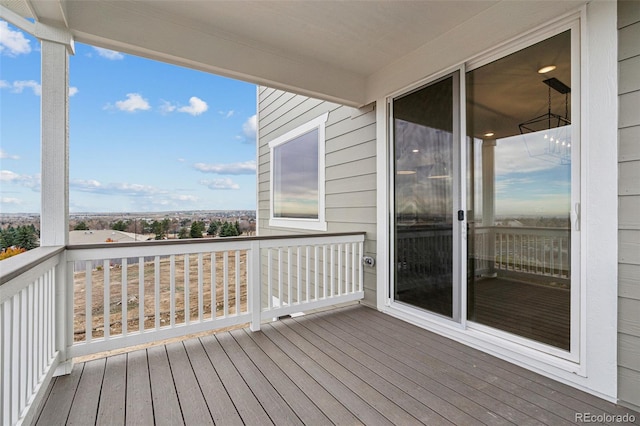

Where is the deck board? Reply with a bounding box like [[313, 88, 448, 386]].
[[147, 345, 183, 426], [243, 328, 363, 425], [344, 308, 573, 425], [35, 363, 82, 425], [230, 328, 332, 425], [65, 358, 105, 426], [199, 334, 273, 425], [125, 350, 154, 426], [35, 305, 639, 426], [165, 342, 214, 425], [181, 338, 243, 426]]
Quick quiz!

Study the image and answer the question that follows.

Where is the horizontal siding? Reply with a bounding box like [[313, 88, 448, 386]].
[[619, 264, 640, 300], [619, 367, 640, 411], [619, 126, 640, 161], [618, 19, 640, 60], [619, 0, 640, 28], [257, 87, 378, 305], [619, 196, 640, 229], [619, 333, 640, 371], [619, 230, 640, 264], [619, 161, 640, 195], [618, 1, 640, 411], [619, 55, 640, 94], [619, 91, 640, 128]]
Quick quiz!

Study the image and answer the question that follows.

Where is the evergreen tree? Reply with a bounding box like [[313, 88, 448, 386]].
[[0, 226, 16, 250], [190, 221, 204, 238], [207, 221, 219, 236], [15, 226, 38, 250], [219, 221, 239, 237], [74, 221, 89, 230], [111, 220, 128, 231], [235, 221, 241, 235], [178, 227, 189, 239]]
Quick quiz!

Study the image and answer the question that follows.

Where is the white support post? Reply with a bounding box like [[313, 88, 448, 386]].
[[40, 40, 70, 247], [41, 38, 74, 376], [249, 241, 262, 331], [481, 138, 497, 277]]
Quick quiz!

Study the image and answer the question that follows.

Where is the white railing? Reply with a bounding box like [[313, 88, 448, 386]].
[[473, 226, 570, 279], [395, 226, 570, 280], [66, 232, 365, 358], [0, 233, 364, 425], [0, 246, 65, 426]]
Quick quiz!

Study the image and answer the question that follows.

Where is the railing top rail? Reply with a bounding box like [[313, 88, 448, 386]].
[[0, 245, 65, 286], [473, 225, 570, 232], [66, 231, 366, 251]]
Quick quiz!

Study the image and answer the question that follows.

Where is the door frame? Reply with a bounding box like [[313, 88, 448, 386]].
[[375, 3, 618, 401]]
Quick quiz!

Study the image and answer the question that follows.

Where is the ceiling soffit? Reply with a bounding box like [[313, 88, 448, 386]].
[[2, 0, 586, 107]]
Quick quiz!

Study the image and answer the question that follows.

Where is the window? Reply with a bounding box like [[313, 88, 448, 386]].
[[269, 112, 328, 230]]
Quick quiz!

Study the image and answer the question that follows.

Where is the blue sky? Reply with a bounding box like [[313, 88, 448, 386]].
[[1, 21, 257, 214]]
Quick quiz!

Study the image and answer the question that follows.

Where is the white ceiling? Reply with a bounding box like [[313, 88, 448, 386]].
[[2, 0, 586, 106]]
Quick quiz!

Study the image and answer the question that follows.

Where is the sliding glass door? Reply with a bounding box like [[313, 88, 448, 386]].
[[466, 30, 574, 350], [392, 28, 577, 352], [392, 72, 461, 320]]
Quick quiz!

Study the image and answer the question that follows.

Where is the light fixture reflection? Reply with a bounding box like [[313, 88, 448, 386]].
[[538, 65, 556, 74]]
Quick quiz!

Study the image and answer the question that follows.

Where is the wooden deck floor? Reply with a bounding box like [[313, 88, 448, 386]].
[[35, 304, 638, 426]]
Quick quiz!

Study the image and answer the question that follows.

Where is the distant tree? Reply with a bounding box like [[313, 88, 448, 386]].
[[15, 226, 39, 250], [178, 227, 189, 239], [0, 225, 38, 251], [190, 221, 204, 238], [207, 220, 220, 237], [111, 220, 128, 231], [0, 226, 16, 250], [151, 219, 171, 240], [74, 221, 89, 231], [141, 220, 153, 234], [235, 221, 241, 235], [219, 221, 239, 238]]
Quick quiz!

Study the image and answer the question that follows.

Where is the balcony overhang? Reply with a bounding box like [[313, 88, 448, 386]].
[[2, 0, 586, 106]]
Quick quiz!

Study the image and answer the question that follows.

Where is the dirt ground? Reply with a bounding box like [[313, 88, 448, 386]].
[[73, 251, 248, 343]]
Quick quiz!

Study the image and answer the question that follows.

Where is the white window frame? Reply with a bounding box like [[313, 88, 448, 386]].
[[269, 112, 329, 231]]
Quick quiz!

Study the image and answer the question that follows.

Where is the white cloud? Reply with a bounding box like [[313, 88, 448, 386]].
[[0, 149, 20, 160], [193, 160, 256, 175], [0, 170, 20, 181], [171, 194, 198, 202], [69, 179, 166, 195], [93, 47, 124, 60], [1, 197, 23, 205], [114, 93, 151, 112], [159, 100, 177, 114], [70, 178, 163, 195], [242, 114, 257, 142], [9, 80, 41, 96], [1, 80, 77, 97], [178, 96, 208, 116], [0, 21, 31, 56], [0, 170, 40, 190], [200, 178, 240, 190]]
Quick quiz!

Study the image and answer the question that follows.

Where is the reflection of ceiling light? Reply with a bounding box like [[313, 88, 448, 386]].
[[397, 170, 416, 175], [412, 149, 419, 153], [538, 65, 556, 74], [483, 132, 494, 137]]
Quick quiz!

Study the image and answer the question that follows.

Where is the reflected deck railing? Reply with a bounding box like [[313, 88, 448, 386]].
[[396, 225, 570, 280], [0, 232, 365, 426]]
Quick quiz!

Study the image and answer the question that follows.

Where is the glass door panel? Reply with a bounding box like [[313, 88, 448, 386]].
[[393, 74, 457, 319], [466, 31, 572, 350]]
